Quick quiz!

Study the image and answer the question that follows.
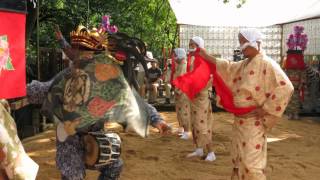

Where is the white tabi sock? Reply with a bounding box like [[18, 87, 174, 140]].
[[205, 152, 216, 162], [180, 132, 189, 140], [177, 127, 184, 135], [186, 148, 204, 158]]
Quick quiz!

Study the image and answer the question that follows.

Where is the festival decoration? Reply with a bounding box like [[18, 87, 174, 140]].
[[100, 15, 118, 34], [284, 25, 308, 70], [286, 25, 308, 51]]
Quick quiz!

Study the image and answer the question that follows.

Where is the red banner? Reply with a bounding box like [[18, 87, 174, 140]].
[[0, 11, 26, 99]]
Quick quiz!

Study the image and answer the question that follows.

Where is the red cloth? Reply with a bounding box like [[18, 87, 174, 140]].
[[0, 11, 26, 99], [173, 50, 256, 116], [211, 65, 256, 115], [173, 51, 212, 100]]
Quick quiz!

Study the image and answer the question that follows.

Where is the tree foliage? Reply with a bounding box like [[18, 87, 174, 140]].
[[27, 0, 178, 60]]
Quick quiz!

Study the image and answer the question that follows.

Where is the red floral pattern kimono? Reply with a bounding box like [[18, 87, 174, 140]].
[[216, 54, 293, 180], [174, 53, 214, 148], [173, 60, 191, 132]]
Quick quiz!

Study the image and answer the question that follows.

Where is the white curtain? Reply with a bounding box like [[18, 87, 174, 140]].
[[169, 0, 320, 27]]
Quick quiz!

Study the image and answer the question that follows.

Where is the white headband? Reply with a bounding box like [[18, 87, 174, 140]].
[[174, 48, 186, 60], [191, 36, 204, 48]]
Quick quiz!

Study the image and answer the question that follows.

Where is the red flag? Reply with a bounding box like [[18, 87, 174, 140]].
[[0, 11, 26, 99]]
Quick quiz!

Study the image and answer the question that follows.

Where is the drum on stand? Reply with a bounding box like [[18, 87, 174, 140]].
[[83, 131, 121, 169]]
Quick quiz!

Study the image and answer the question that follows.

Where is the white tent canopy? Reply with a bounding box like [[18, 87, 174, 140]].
[[169, 0, 320, 27]]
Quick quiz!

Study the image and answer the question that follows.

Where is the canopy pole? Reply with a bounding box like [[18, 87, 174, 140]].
[[87, 0, 90, 27], [280, 24, 284, 59], [177, 24, 180, 48], [36, 0, 40, 80]]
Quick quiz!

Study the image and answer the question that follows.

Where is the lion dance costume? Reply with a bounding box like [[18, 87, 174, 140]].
[[43, 24, 150, 180]]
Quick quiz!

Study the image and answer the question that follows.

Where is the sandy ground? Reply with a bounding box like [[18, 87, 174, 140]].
[[22, 112, 320, 180]]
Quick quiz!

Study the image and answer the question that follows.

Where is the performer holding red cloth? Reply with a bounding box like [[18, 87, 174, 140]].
[[173, 37, 216, 161]]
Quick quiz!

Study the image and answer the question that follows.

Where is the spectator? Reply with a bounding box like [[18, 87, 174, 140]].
[[147, 60, 162, 104]]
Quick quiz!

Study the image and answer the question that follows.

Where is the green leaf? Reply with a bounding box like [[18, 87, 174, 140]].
[[5, 57, 14, 70]]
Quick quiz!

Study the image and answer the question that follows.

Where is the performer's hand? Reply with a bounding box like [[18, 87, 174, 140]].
[[263, 114, 281, 131], [253, 107, 267, 119], [199, 48, 217, 64], [155, 121, 171, 135], [54, 24, 63, 40]]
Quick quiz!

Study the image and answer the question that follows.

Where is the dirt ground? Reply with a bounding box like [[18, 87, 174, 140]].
[[22, 112, 320, 180]]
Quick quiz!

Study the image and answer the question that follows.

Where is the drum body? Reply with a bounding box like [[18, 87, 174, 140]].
[[84, 131, 121, 169]]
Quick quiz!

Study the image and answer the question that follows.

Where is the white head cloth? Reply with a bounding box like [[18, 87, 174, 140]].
[[191, 36, 204, 48], [239, 28, 265, 50], [174, 48, 187, 60]]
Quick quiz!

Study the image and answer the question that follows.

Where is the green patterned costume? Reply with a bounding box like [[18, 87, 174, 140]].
[[46, 52, 148, 135]]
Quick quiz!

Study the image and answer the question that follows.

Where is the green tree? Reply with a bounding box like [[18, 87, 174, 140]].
[[27, 0, 178, 60], [26, 0, 247, 73]]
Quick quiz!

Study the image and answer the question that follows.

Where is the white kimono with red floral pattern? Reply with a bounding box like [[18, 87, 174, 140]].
[[174, 60, 191, 131], [216, 53, 294, 180]]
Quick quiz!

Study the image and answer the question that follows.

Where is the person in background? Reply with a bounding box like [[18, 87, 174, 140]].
[[163, 58, 172, 104], [233, 49, 243, 62], [146, 59, 162, 104], [134, 62, 146, 98], [136, 51, 153, 98], [172, 48, 191, 139], [284, 65, 305, 120]]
